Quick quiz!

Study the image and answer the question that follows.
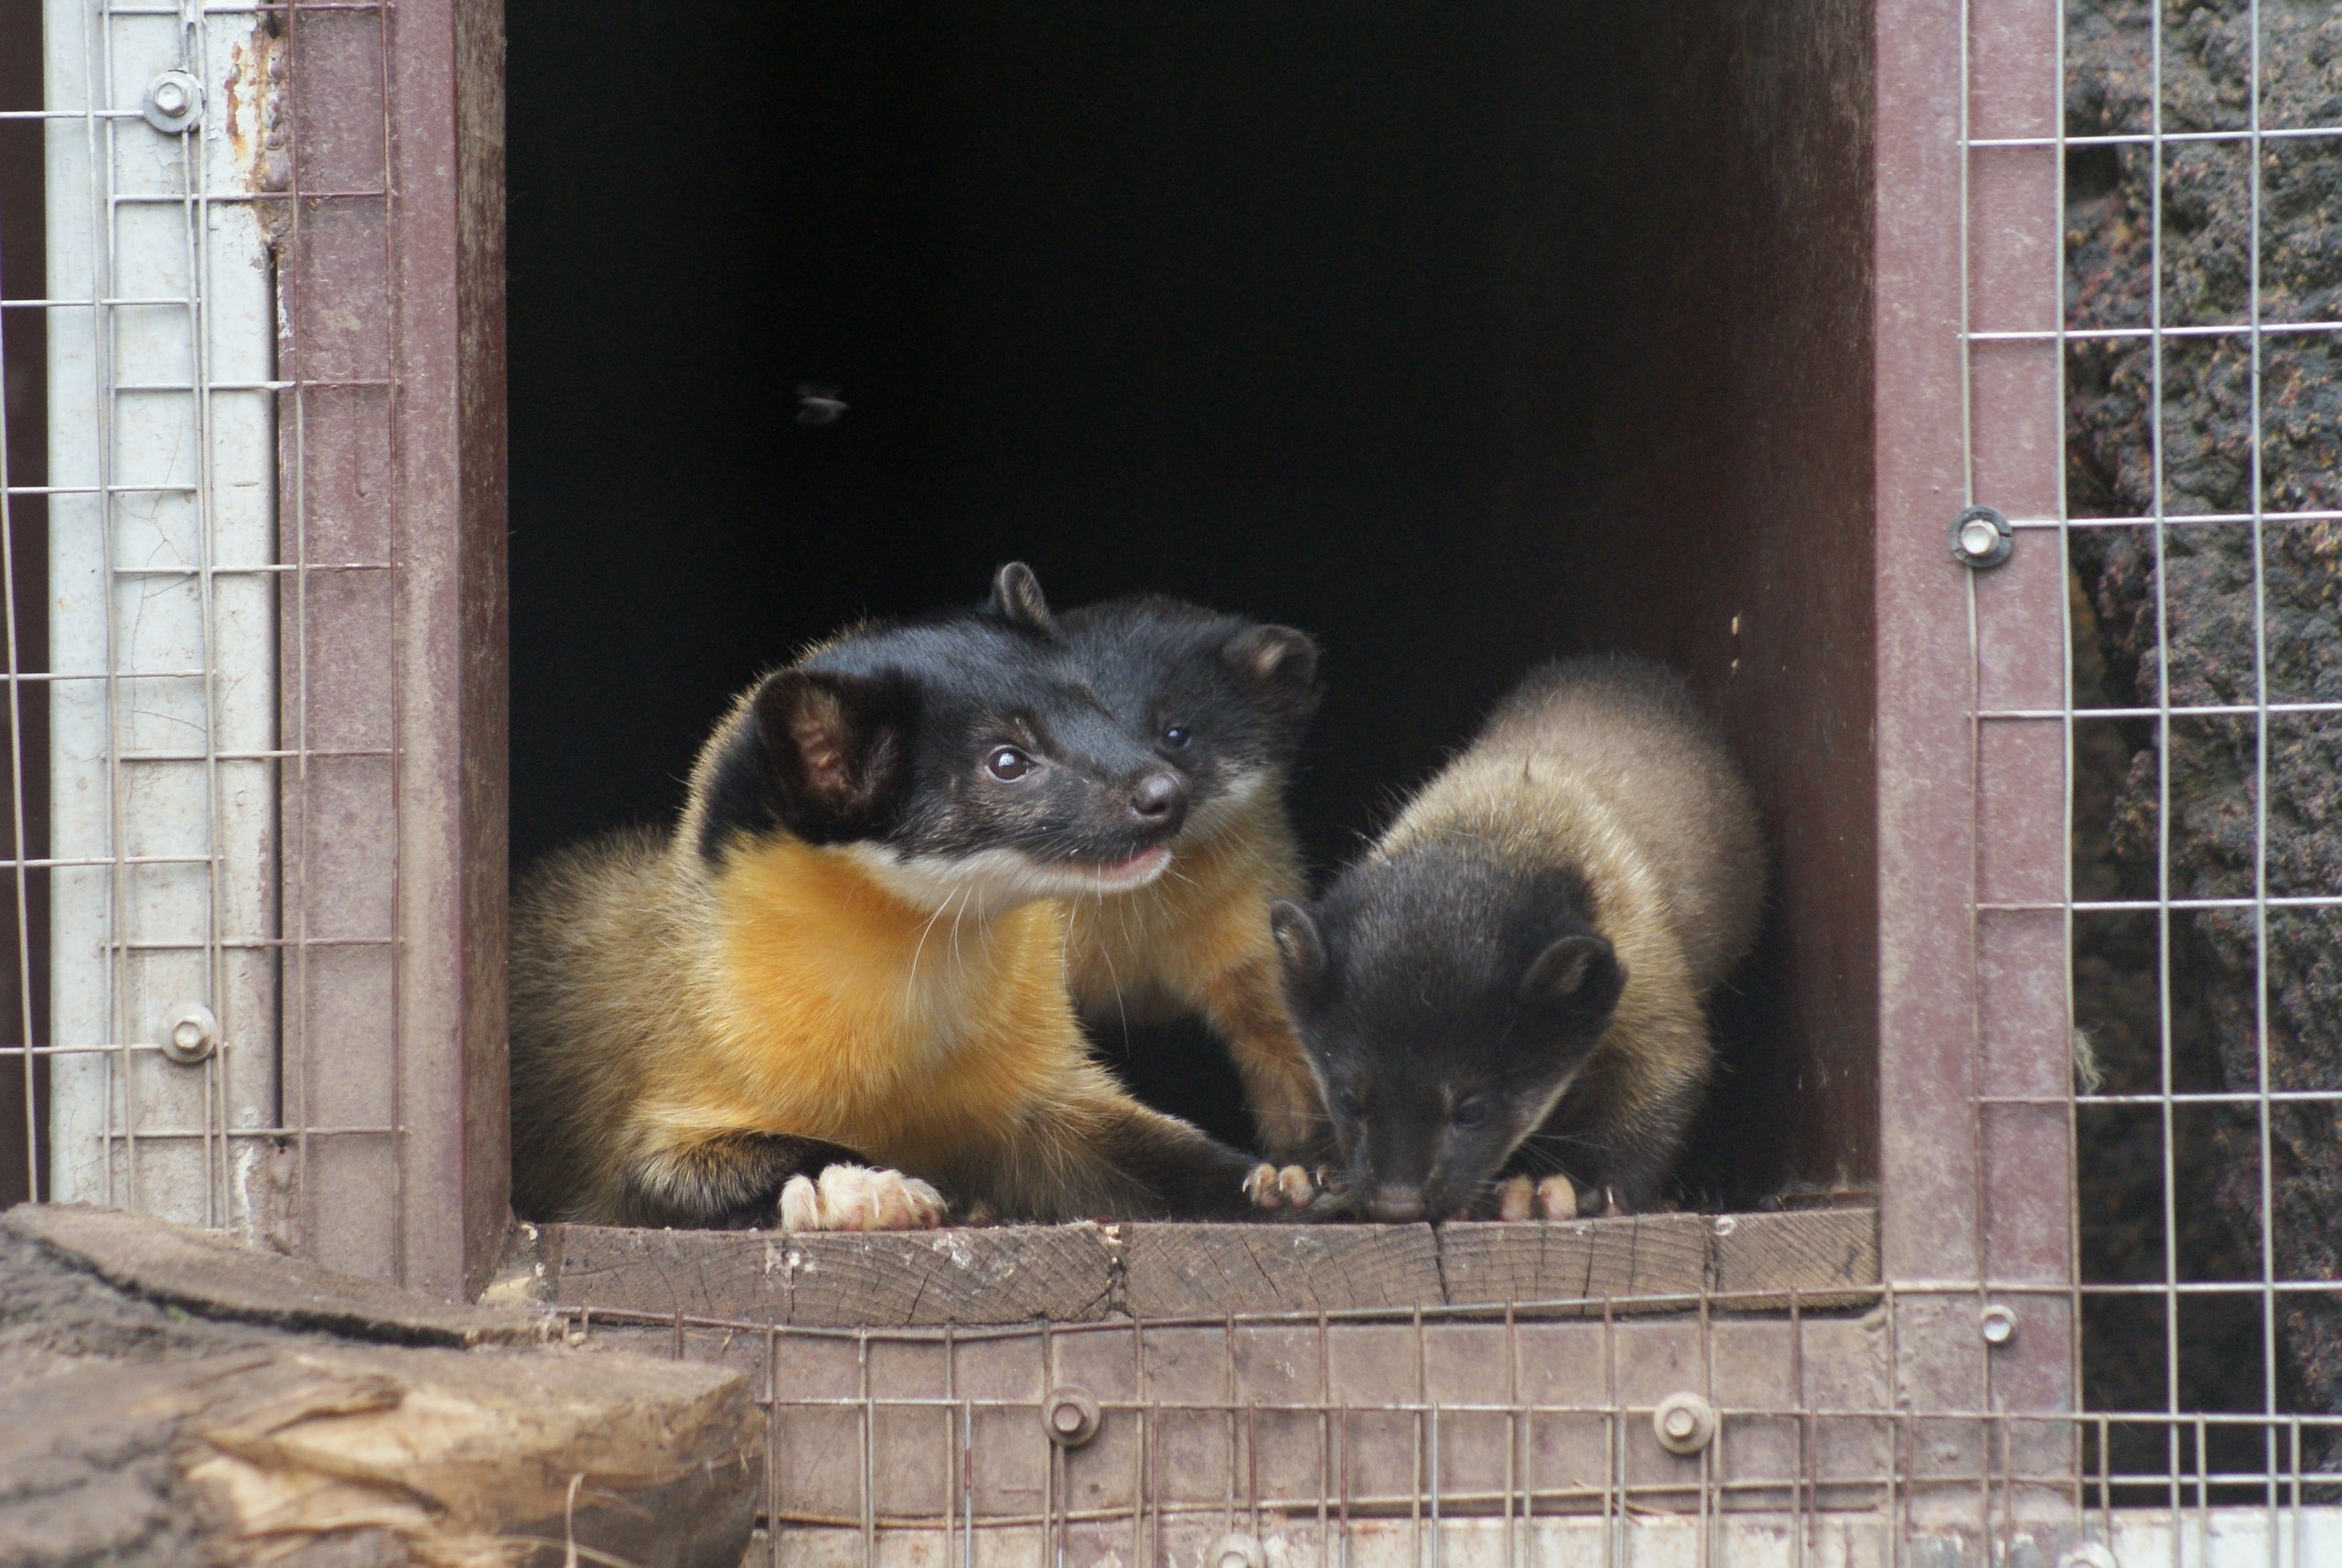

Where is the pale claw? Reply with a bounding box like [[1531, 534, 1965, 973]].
[[1244, 1162, 1322, 1210], [778, 1165, 948, 1232], [1535, 1176, 1579, 1221]]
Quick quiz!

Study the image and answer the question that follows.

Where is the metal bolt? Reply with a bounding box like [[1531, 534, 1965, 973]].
[[162, 1003, 218, 1065], [2056, 1545, 2118, 1568], [1210, 1532, 1265, 1568], [1981, 1305, 2018, 1347], [142, 70, 204, 134], [1950, 504, 2014, 569], [1651, 1391, 1717, 1455], [1040, 1385, 1100, 1448]]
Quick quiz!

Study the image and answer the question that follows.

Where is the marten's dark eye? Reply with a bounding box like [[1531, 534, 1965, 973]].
[[1161, 725, 1191, 749], [1336, 1087, 1365, 1118], [984, 746, 1032, 781], [1452, 1096, 1493, 1128]]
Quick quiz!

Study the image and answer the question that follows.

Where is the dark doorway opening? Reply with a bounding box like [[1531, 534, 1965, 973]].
[[506, 3, 1876, 1204]]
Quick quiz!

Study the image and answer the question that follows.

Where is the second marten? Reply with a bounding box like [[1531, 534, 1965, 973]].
[[1264, 656, 1764, 1222], [986, 575, 1328, 1158], [509, 567, 1314, 1230]]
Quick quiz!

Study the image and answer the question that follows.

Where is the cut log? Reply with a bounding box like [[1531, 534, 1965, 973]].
[[0, 1205, 760, 1568]]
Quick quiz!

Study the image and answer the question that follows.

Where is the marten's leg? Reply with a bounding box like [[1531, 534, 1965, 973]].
[[618, 1131, 944, 1231], [1193, 953, 1332, 1161], [978, 1070, 1330, 1222]]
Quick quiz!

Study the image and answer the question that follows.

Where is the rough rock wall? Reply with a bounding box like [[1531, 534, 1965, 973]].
[[2064, 0, 2342, 1446]]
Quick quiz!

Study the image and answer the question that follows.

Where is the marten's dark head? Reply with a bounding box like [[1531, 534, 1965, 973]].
[[1270, 842, 1626, 1222], [997, 588, 1317, 849], [694, 564, 1193, 909]]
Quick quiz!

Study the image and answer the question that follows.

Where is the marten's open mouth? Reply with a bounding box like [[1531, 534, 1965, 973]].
[[1069, 845, 1171, 887]]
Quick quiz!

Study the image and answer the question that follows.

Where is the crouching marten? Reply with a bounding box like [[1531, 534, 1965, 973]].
[[983, 575, 1329, 1160], [1263, 656, 1764, 1222], [509, 567, 1311, 1230]]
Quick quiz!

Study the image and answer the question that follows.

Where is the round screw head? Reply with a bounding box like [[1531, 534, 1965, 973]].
[[1651, 1391, 1717, 1455], [1949, 504, 2014, 569], [1210, 1532, 1264, 1568], [142, 70, 203, 133], [1039, 1385, 1100, 1448], [1981, 1305, 2018, 1346], [161, 1003, 218, 1065]]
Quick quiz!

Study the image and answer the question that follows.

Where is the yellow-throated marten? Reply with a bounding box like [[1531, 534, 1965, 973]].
[[1262, 656, 1764, 1222], [984, 575, 1329, 1159], [509, 567, 1312, 1230]]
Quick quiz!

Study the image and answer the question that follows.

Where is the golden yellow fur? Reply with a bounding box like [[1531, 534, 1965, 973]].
[[1060, 789, 1323, 1155], [510, 686, 1264, 1227]]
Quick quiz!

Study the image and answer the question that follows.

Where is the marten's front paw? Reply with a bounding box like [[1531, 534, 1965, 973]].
[[778, 1165, 948, 1232], [1243, 1162, 1345, 1214], [1495, 1174, 1580, 1221]]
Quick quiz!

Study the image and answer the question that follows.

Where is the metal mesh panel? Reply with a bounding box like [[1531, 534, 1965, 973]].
[[560, 1294, 2342, 1565], [0, 2, 417, 1281], [1962, 0, 2342, 1487], [0, 2, 282, 1227]]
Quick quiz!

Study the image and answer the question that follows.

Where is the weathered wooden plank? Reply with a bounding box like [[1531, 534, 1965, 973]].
[[535, 1208, 1881, 1328], [1116, 1221, 1444, 1317], [1436, 1213, 1714, 1310], [1708, 1207, 1880, 1307], [544, 1222, 1121, 1327], [5, 1203, 553, 1346]]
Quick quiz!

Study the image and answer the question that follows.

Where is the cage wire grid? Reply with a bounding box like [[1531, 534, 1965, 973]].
[[553, 1289, 2342, 1565], [3, 0, 2341, 1557], [0, 0, 411, 1275], [1959, 0, 2342, 1488]]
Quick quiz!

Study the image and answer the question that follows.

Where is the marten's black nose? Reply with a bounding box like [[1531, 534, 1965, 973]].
[[1129, 769, 1189, 833]]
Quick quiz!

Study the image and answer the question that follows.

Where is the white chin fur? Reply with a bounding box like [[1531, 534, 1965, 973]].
[[839, 842, 1171, 915]]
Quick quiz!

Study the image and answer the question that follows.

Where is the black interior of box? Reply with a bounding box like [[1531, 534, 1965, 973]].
[[505, 3, 1878, 1206]]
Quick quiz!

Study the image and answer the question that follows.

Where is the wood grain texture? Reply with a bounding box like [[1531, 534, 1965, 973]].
[[1116, 1221, 1444, 1316], [0, 1208, 757, 1568], [5, 1204, 553, 1346], [1437, 1213, 1713, 1310], [1709, 1206, 1879, 1306], [533, 1207, 1880, 1327], [545, 1222, 1120, 1326]]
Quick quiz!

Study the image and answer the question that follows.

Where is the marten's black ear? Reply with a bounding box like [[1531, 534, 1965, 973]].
[[1517, 933, 1625, 1026], [1224, 624, 1317, 692], [1269, 898, 1328, 996], [749, 669, 917, 844], [987, 563, 1053, 632]]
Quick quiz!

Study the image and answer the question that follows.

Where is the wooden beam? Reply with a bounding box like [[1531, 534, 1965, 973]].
[[535, 1207, 1879, 1329], [1439, 1213, 1711, 1307], [1117, 1221, 1443, 1316], [542, 1221, 1120, 1327], [1709, 1206, 1880, 1308]]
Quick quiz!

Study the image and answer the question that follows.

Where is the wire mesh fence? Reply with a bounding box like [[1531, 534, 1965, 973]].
[[555, 1292, 2342, 1567], [0, 0, 2336, 1553], [2037, 0, 2342, 1472], [0, 1, 421, 1280]]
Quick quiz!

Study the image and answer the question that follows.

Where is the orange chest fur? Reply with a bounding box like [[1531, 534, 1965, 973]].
[[682, 839, 1082, 1159]]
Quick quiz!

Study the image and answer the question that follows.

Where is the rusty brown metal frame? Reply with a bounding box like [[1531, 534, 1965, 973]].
[[1874, 0, 2076, 1421], [274, 0, 505, 1298], [256, 0, 2072, 1375]]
